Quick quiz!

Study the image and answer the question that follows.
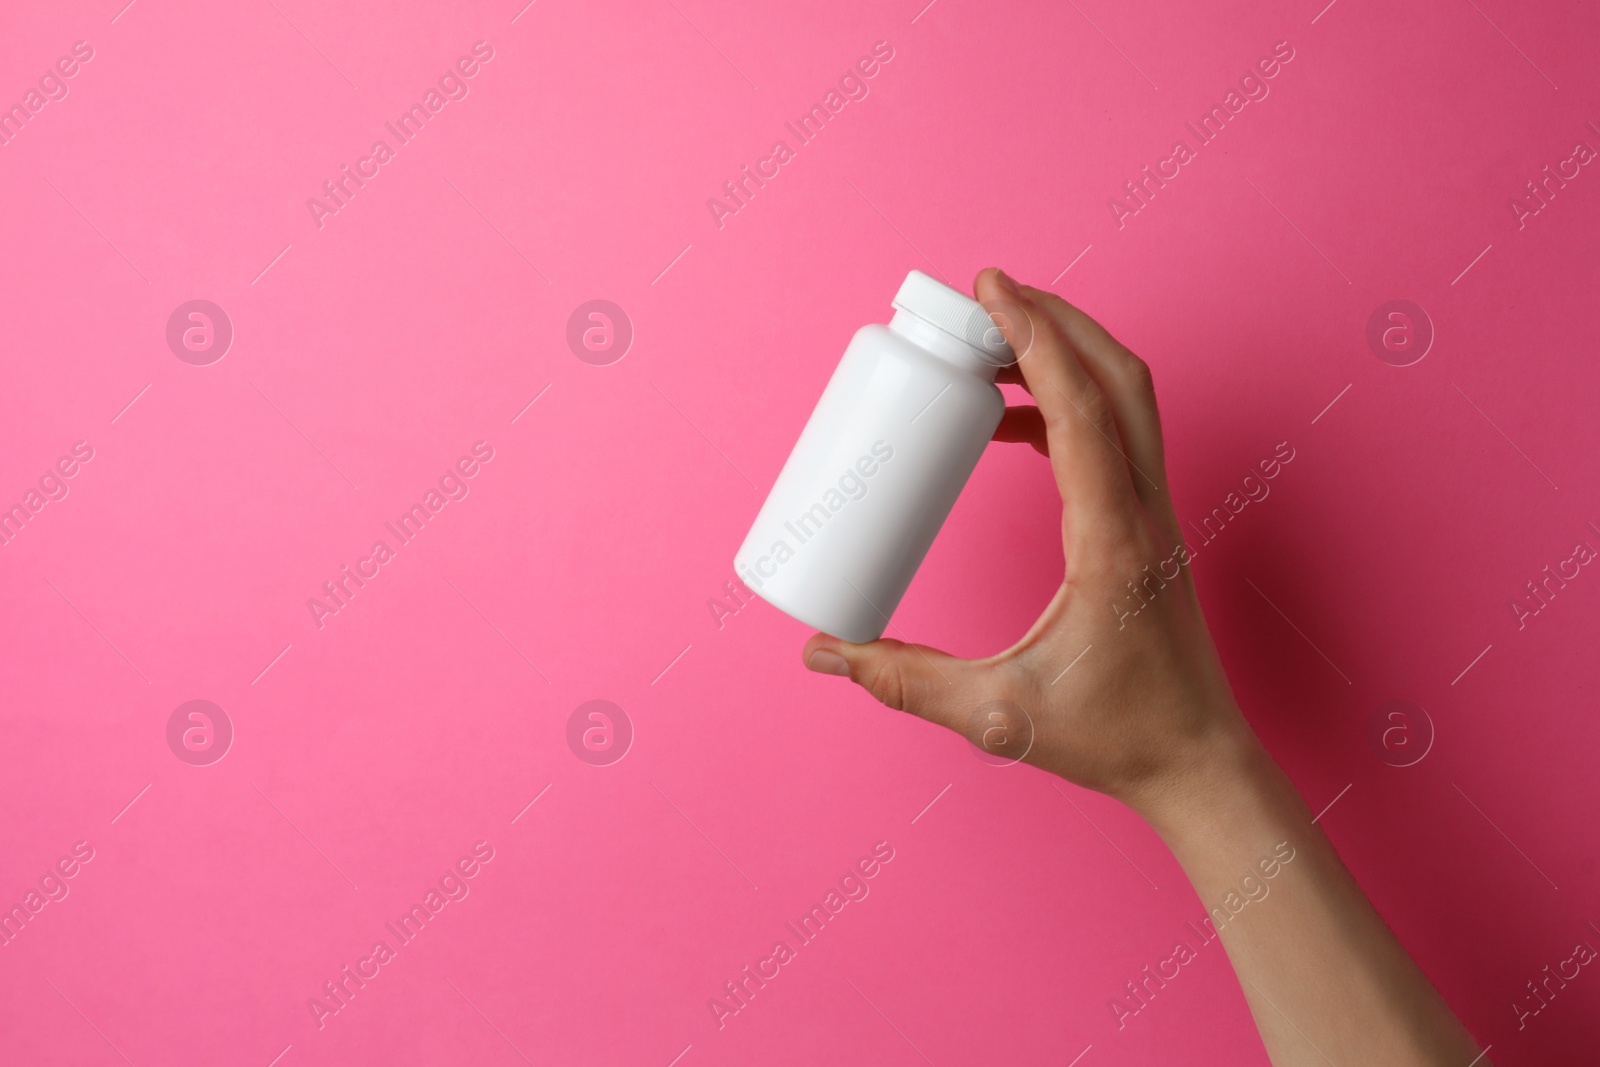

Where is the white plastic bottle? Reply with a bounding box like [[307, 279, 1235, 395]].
[[734, 270, 1010, 643]]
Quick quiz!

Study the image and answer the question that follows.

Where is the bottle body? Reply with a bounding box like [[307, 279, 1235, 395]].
[[735, 321, 1004, 643]]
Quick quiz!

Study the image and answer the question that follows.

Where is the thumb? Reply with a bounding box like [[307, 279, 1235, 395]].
[[803, 633, 983, 733]]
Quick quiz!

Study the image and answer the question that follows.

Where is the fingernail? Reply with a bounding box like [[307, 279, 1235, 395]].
[[807, 649, 851, 676], [994, 269, 1019, 293]]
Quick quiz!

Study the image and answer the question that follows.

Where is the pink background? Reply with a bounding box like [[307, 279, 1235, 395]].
[[2, 0, 1598, 1063]]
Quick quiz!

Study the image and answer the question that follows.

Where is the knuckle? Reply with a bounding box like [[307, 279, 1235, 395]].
[[863, 659, 911, 712], [1076, 384, 1116, 431], [1040, 399, 1078, 434], [1124, 355, 1155, 396], [1031, 289, 1073, 318]]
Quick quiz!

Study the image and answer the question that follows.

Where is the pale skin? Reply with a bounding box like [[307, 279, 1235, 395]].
[[802, 269, 1486, 1066]]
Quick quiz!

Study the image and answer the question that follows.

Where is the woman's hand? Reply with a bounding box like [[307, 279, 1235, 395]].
[[802, 268, 1487, 1067], [802, 267, 1255, 824]]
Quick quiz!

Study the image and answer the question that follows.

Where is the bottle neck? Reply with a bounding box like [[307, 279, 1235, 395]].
[[888, 309, 1002, 381]]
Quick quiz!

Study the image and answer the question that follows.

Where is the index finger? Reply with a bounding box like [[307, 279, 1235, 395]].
[[975, 268, 1142, 547]]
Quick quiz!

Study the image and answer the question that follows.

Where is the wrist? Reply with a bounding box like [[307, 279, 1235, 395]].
[[1124, 713, 1287, 850]]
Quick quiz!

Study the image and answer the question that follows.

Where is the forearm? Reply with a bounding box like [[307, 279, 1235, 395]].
[[1136, 725, 1484, 1067]]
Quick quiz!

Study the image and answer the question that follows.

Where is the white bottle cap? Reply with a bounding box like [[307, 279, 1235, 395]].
[[891, 270, 1013, 363]]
